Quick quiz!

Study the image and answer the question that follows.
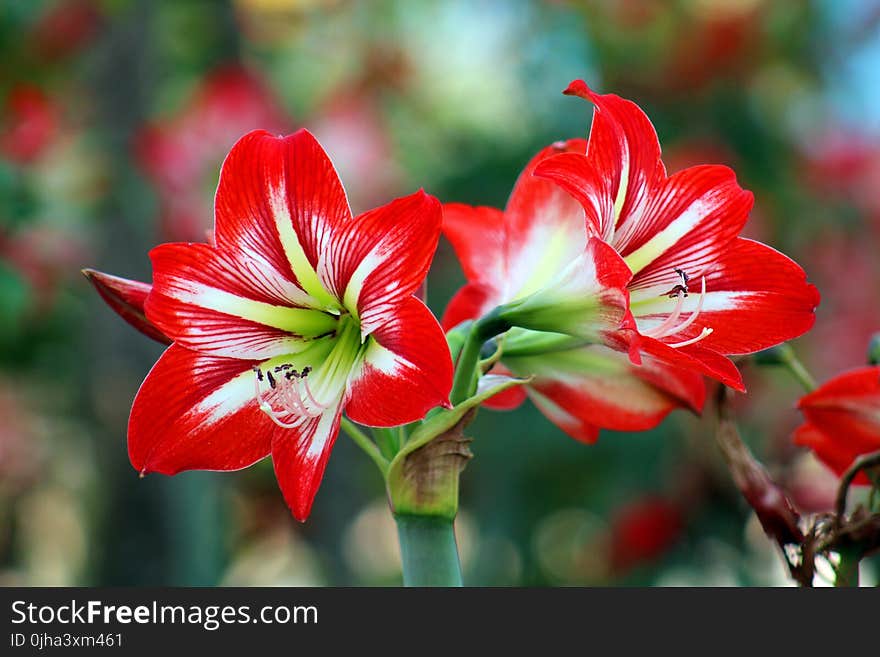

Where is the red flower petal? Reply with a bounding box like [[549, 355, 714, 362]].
[[334, 190, 443, 338], [345, 297, 453, 426], [504, 139, 589, 246], [129, 344, 273, 475], [507, 344, 705, 443], [563, 80, 666, 240], [441, 282, 497, 332], [146, 242, 337, 359], [531, 151, 612, 238], [213, 129, 350, 308], [82, 269, 170, 344], [271, 403, 343, 521], [481, 364, 529, 411], [792, 424, 873, 485], [638, 335, 745, 391], [633, 238, 819, 354], [442, 203, 508, 283], [797, 366, 880, 458], [622, 165, 754, 282], [442, 141, 590, 301]]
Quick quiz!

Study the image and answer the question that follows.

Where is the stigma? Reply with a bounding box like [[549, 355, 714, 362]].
[[252, 363, 327, 428], [643, 272, 713, 348]]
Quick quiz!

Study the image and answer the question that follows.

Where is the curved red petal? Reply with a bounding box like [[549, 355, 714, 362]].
[[797, 366, 880, 455], [623, 165, 753, 282], [507, 344, 705, 443], [634, 238, 818, 355], [564, 80, 666, 240], [505, 139, 589, 242], [345, 297, 453, 427], [441, 202, 508, 284], [793, 423, 873, 485], [532, 151, 612, 238], [638, 335, 745, 391], [214, 129, 351, 292], [443, 141, 589, 298], [82, 269, 170, 344], [271, 404, 343, 521], [129, 344, 273, 475], [481, 363, 529, 411], [440, 282, 498, 332], [337, 190, 443, 337], [146, 242, 335, 359]]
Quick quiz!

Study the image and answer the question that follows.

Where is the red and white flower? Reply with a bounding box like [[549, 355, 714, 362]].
[[442, 81, 819, 441], [102, 129, 452, 520], [533, 81, 819, 390], [442, 140, 705, 442], [794, 366, 880, 485]]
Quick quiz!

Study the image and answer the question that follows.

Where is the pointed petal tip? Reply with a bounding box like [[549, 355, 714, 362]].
[[563, 79, 594, 100]]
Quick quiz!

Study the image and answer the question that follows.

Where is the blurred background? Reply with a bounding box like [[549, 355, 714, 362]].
[[1, 0, 879, 586]]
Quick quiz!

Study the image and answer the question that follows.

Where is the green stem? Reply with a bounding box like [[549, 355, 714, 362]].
[[395, 514, 463, 586], [449, 310, 510, 405], [450, 327, 484, 405], [340, 417, 388, 475], [835, 546, 861, 587], [778, 344, 817, 392]]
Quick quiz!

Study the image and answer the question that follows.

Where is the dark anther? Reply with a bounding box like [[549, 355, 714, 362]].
[[252, 366, 264, 381], [266, 371, 277, 389], [666, 268, 690, 298], [301, 366, 312, 377]]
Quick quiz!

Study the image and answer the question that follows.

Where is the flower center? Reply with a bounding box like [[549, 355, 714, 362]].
[[252, 314, 365, 428], [642, 270, 713, 348], [253, 364, 327, 427]]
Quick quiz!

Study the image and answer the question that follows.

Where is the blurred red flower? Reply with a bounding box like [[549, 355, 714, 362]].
[[608, 498, 683, 574], [136, 66, 290, 241], [794, 366, 880, 485], [0, 85, 59, 165], [29, 0, 103, 62]]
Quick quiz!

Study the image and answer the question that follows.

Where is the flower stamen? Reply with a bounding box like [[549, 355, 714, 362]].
[[643, 275, 714, 348], [666, 326, 714, 348], [252, 364, 328, 428]]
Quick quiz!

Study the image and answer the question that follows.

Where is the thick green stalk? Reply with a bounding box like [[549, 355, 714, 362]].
[[395, 514, 463, 586]]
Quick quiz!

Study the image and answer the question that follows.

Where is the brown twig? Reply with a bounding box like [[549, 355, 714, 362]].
[[714, 386, 812, 585], [834, 450, 880, 525]]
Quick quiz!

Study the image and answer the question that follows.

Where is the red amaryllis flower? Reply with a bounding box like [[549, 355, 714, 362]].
[[533, 81, 819, 390], [104, 129, 452, 520], [794, 367, 880, 486], [442, 140, 706, 442]]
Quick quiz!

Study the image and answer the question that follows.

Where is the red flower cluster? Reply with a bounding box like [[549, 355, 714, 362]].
[[88, 80, 822, 520]]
